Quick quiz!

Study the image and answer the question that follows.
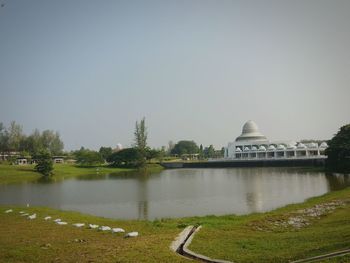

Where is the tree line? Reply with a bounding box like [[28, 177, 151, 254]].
[[0, 121, 64, 156]]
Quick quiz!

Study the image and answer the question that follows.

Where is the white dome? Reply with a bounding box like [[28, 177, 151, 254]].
[[235, 120, 267, 142], [235, 147, 242, 152], [268, 145, 276, 150], [277, 144, 286, 150], [308, 142, 318, 148], [115, 143, 123, 151], [251, 146, 258, 151], [258, 145, 266, 151], [320, 142, 328, 148], [244, 147, 250, 151], [297, 143, 307, 149]]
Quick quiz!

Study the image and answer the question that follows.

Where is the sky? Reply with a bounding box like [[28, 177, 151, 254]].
[[0, 0, 349, 151]]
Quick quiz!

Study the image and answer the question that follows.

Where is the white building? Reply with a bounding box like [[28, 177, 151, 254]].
[[224, 120, 328, 160]]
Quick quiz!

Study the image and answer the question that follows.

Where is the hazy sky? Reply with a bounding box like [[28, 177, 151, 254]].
[[0, 0, 349, 151]]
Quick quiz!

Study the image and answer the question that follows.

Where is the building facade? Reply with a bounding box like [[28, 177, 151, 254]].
[[224, 120, 327, 160]]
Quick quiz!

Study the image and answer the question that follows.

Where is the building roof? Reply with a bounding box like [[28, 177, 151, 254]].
[[235, 120, 267, 142]]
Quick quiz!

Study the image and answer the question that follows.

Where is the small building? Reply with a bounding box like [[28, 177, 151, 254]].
[[52, 156, 64, 164], [16, 157, 28, 165]]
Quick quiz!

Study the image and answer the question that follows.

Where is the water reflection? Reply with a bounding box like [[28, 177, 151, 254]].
[[0, 168, 349, 220]]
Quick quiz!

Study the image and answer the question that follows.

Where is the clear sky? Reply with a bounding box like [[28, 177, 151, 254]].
[[0, 0, 349, 151]]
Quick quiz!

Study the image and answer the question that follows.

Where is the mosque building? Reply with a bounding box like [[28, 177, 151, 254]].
[[224, 120, 328, 160]]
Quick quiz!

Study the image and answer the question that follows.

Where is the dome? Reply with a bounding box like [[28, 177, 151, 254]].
[[268, 145, 276, 150], [277, 144, 286, 150], [235, 120, 267, 142], [287, 144, 296, 149], [244, 147, 250, 151], [114, 143, 123, 152], [258, 145, 266, 151], [319, 142, 328, 148], [308, 142, 318, 148], [235, 147, 242, 152], [251, 146, 258, 151], [297, 143, 307, 149]]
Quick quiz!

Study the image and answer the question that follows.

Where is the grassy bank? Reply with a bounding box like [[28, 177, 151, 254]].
[[0, 163, 164, 184], [0, 206, 187, 263], [0, 187, 349, 262], [188, 187, 350, 263]]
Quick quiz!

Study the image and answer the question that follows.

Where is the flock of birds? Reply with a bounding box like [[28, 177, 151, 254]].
[[4, 208, 139, 238]]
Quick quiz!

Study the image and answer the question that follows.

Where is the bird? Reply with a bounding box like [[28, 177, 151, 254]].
[[56, 221, 67, 225], [99, 226, 111, 231], [125, 231, 139, 238], [44, 216, 52, 220], [112, 228, 125, 233], [89, 224, 99, 229], [73, 223, 85, 228], [28, 214, 36, 220], [19, 211, 25, 214], [4, 209, 13, 213], [53, 218, 62, 222]]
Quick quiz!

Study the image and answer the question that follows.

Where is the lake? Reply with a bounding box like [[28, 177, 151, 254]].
[[0, 168, 349, 220]]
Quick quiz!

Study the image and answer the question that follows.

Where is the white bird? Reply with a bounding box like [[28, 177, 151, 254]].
[[89, 224, 99, 229], [56, 221, 67, 225], [125, 231, 139, 238], [21, 213, 29, 217], [99, 226, 111, 231], [4, 209, 13, 213], [112, 228, 125, 233], [73, 223, 85, 228], [54, 218, 61, 222], [28, 213, 36, 220], [19, 211, 25, 214], [44, 216, 52, 220]]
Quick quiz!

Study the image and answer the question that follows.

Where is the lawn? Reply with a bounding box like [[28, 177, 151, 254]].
[[0, 163, 163, 184]]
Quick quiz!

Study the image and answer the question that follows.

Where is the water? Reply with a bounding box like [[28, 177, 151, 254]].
[[0, 168, 349, 220]]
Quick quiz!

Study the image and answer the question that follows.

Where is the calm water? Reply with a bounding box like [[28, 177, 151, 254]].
[[0, 168, 349, 220]]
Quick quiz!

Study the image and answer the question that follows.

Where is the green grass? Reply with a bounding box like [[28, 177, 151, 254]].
[[0, 206, 187, 263], [188, 187, 350, 263], [0, 163, 164, 184], [1, 188, 349, 262]]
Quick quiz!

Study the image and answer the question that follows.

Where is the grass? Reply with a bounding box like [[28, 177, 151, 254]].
[[0, 206, 187, 263], [0, 188, 349, 262], [0, 163, 164, 185], [188, 187, 350, 263]]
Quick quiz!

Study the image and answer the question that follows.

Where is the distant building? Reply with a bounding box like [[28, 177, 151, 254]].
[[52, 156, 64, 164], [16, 157, 28, 165], [224, 120, 328, 160], [113, 143, 123, 152]]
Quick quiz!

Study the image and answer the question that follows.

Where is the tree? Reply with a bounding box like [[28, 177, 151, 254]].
[[7, 121, 24, 151], [107, 148, 143, 167], [134, 117, 148, 151], [74, 148, 104, 166], [134, 117, 148, 167], [145, 148, 160, 163], [325, 124, 350, 172], [34, 150, 54, 177], [0, 122, 9, 153], [204, 145, 215, 158], [171, 140, 199, 155], [99, 147, 113, 162], [41, 130, 64, 155]]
